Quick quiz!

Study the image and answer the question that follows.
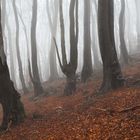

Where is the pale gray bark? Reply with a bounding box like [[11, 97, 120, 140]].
[[12, 0, 28, 94], [135, 0, 140, 50], [46, 0, 59, 81], [81, 0, 93, 82], [119, 0, 129, 65], [31, 0, 44, 97]]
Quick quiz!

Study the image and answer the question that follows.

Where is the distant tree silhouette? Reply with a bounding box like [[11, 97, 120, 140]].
[[81, 0, 93, 82], [30, 0, 44, 97], [119, 0, 129, 65]]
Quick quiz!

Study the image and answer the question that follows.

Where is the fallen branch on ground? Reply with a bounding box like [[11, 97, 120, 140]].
[[95, 105, 140, 114], [118, 105, 140, 113]]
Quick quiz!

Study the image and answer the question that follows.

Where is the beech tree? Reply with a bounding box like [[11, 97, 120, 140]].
[[135, 0, 140, 50], [46, 0, 59, 81], [0, 5, 25, 131], [119, 0, 129, 65], [54, 0, 79, 95], [6, 16, 17, 87], [81, 0, 93, 82], [30, 0, 44, 97], [12, 0, 28, 94], [2, 0, 17, 86], [91, 0, 102, 70], [98, 0, 124, 93]]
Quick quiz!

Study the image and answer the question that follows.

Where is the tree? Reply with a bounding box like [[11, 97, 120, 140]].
[[91, 0, 102, 70], [16, 7, 31, 89], [5, 15, 17, 87], [30, 0, 44, 97], [81, 0, 93, 82], [46, 0, 59, 81], [135, 0, 140, 50], [98, 0, 124, 93], [0, 5, 25, 131], [12, 0, 28, 94], [119, 0, 129, 65], [1, 0, 17, 87], [54, 0, 79, 95], [1, 0, 6, 38]]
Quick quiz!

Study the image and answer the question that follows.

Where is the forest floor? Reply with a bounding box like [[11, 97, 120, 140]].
[[0, 55, 140, 139]]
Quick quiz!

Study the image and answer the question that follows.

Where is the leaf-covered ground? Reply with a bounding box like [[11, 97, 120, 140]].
[[0, 60, 140, 139]]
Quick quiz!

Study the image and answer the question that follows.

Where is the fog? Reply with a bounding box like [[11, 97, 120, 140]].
[[0, 0, 140, 136], [2, 0, 139, 89]]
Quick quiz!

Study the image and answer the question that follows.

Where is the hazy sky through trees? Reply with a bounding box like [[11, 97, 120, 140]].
[[3, 0, 138, 89]]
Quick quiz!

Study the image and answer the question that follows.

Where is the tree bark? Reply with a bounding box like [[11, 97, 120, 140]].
[[91, 1, 102, 70], [135, 0, 140, 50], [98, 0, 124, 94], [5, 17, 17, 86], [59, 0, 67, 66], [46, 0, 59, 81], [55, 0, 79, 95], [31, 0, 44, 97], [0, 6, 25, 131], [81, 0, 93, 82], [119, 0, 129, 65], [12, 0, 28, 94]]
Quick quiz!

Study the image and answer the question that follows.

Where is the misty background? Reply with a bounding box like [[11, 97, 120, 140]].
[[3, 0, 139, 89]]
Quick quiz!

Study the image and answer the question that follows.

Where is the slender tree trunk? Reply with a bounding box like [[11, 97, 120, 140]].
[[135, 0, 140, 50], [1, 0, 7, 53], [91, 2, 102, 70], [59, 0, 67, 66], [119, 0, 129, 65], [31, 0, 44, 97], [49, 44, 59, 81], [98, 0, 124, 94], [3, 1, 16, 85], [81, 0, 93, 82], [17, 10, 31, 88], [12, 0, 28, 94], [5, 19, 16, 86], [46, 0, 59, 81]]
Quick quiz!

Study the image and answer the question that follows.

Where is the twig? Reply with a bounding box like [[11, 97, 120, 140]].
[[118, 105, 140, 113], [95, 105, 140, 114]]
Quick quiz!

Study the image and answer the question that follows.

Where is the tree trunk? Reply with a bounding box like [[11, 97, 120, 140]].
[[49, 43, 59, 81], [98, 0, 124, 94], [59, 0, 67, 66], [0, 6, 25, 131], [46, 0, 59, 81], [91, 1, 102, 70], [55, 0, 78, 95], [119, 0, 129, 65], [135, 0, 140, 50], [81, 0, 93, 82], [31, 0, 44, 97], [5, 18, 17, 86], [12, 0, 28, 94]]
